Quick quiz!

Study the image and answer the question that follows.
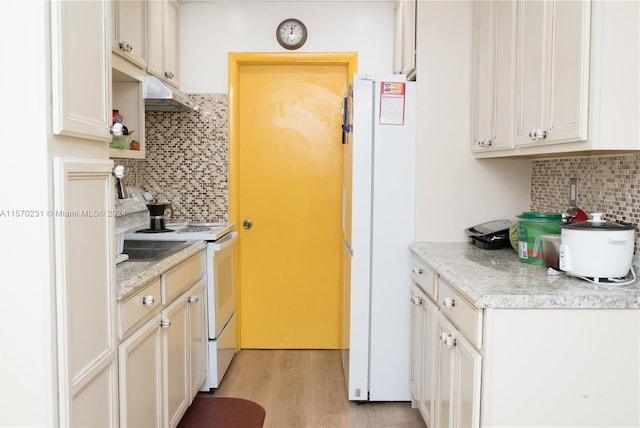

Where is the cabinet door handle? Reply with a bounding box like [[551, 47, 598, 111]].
[[412, 267, 423, 275], [142, 295, 155, 307], [442, 297, 455, 309], [188, 295, 199, 304], [410, 295, 423, 305], [441, 334, 456, 347], [528, 129, 547, 141], [164, 71, 175, 79], [118, 41, 133, 53], [479, 139, 493, 147], [160, 318, 172, 329]]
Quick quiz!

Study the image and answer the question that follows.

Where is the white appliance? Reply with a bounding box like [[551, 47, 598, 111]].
[[124, 221, 238, 392], [341, 74, 415, 401]]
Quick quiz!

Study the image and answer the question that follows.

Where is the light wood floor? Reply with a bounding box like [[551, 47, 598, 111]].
[[203, 349, 426, 428]]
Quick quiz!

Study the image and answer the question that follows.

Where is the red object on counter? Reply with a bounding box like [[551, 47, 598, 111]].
[[568, 208, 589, 222]]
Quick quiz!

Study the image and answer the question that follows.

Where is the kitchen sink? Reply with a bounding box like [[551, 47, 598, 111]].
[[123, 240, 192, 261]]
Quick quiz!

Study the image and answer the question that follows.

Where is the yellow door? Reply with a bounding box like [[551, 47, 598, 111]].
[[229, 53, 357, 348]]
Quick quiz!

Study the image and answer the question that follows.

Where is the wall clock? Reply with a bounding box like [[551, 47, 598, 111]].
[[276, 18, 308, 50]]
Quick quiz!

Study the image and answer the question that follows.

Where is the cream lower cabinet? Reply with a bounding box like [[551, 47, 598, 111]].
[[119, 312, 163, 427], [165, 278, 206, 424], [188, 280, 207, 398], [118, 251, 206, 428], [434, 312, 482, 428], [409, 285, 425, 405], [410, 283, 437, 426], [412, 257, 640, 427], [164, 289, 190, 428], [53, 158, 118, 427], [481, 309, 640, 427]]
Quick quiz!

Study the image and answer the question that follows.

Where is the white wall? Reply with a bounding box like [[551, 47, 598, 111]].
[[180, 1, 394, 93], [414, 1, 532, 241], [0, 1, 57, 426]]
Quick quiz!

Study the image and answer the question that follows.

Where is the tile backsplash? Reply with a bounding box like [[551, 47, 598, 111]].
[[531, 154, 640, 226], [118, 94, 229, 222]]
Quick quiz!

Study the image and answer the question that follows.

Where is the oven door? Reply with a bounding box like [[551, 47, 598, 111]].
[[207, 232, 238, 339]]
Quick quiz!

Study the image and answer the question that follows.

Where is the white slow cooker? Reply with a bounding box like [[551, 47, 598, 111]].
[[559, 212, 636, 285]]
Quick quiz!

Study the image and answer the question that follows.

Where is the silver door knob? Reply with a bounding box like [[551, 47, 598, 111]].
[[528, 129, 547, 141], [442, 334, 457, 347], [243, 219, 253, 229], [443, 297, 456, 309], [142, 296, 155, 307]]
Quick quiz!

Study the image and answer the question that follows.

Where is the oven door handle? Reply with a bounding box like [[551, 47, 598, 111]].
[[211, 231, 238, 251]]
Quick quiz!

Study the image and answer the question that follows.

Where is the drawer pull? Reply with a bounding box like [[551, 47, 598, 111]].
[[188, 295, 200, 304], [410, 295, 422, 305], [443, 297, 456, 309], [528, 129, 547, 141], [441, 334, 456, 347], [118, 41, 133, 53], [412, 267, 424, 275], [142, 295, 155, 307]]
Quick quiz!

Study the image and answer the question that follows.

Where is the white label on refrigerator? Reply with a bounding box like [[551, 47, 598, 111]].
[[379, 82, 406, 125]]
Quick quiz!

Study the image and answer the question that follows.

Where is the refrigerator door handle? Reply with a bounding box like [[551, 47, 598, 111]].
[[342, 94, 351, 144]]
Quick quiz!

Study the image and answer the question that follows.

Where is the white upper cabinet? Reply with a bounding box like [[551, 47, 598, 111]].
[[471, 1, 516, 153], [147, 0, 180, 87], [473, 0, 640, 158], [164, 1, 180, 87], [50, 0, 111, 141], [514, 0, 590, 147], [393, 0, 417, 80], [112, 0, 147, 69]]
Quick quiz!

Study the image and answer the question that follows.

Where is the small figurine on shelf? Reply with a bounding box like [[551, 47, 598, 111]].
[[112, 109, 123, 124], [112, 118, 124, 137], [110, 110, 128, 149]]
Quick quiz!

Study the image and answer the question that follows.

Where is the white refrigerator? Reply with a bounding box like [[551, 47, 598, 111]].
[[341, 74, 416, 401]]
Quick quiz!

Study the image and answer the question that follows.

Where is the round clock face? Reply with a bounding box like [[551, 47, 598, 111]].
[[276, 19, 307, 50]]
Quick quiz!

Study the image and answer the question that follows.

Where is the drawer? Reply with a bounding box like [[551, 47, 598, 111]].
[[119, 278, 161, 338], [437, 279, 482, 348], [411, 257, 436, 300], [164, 250, 205, 304]]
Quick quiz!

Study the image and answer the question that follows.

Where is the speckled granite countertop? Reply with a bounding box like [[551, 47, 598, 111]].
[[116, 241, 207, 301], [410, 242, 640, 309]]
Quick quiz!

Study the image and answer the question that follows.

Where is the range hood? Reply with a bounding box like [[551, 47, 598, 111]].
[[143, 75, 199, 113]]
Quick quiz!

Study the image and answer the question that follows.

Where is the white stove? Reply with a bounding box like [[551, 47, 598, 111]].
[[124, 222, 234, 241], [123, 220, 238, 392]]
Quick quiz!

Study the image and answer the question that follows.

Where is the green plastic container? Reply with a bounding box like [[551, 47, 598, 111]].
[[516, 212, 562, 265]]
